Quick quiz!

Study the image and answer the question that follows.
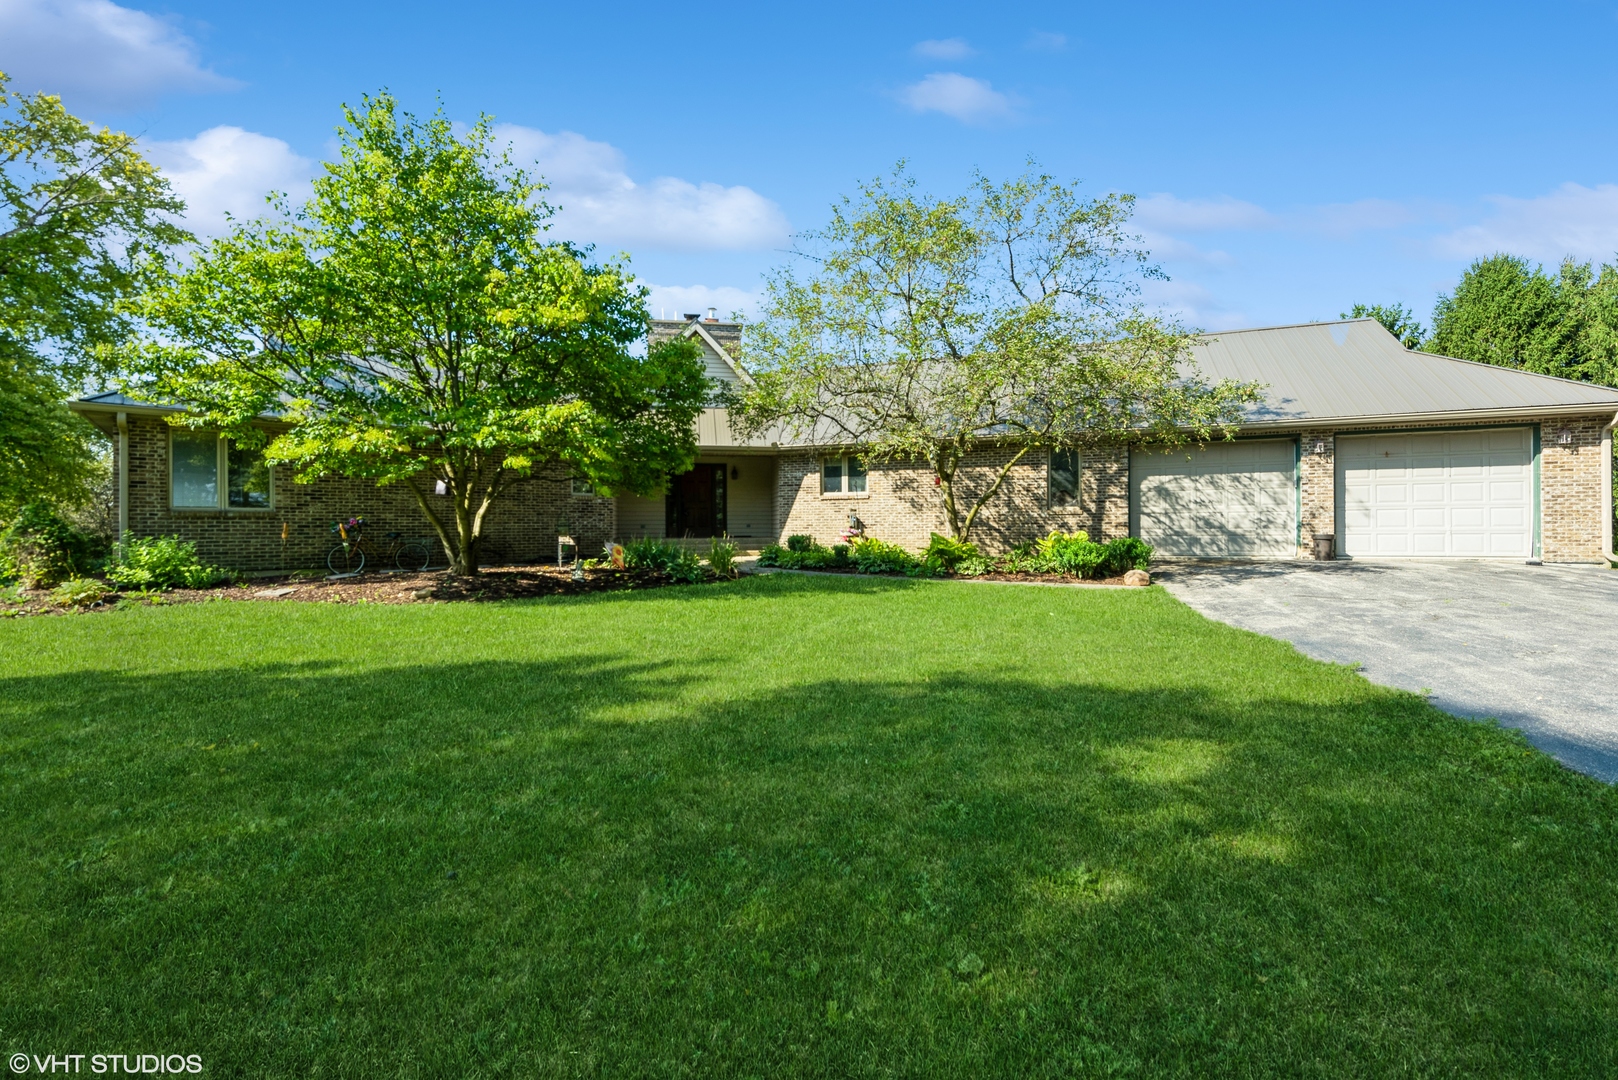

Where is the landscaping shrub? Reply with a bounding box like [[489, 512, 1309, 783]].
[[1032, 529, 1106, 577], [0, 503, 108, 588], [50, 578, 109, 608], [757, 537, 851, 570], [105, 536, 229, 590], [851, 537, 919, 574], [622, 537, 685, 573], [706, 538, 740, 579], [622, 537, 707, 583], [922, 532, 979, 572], [1100, 536, 1154, 575]]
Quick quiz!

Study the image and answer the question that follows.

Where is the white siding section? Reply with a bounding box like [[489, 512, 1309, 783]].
[[611, 457, 777, 540], [617, 492, 665, 538], [1131, 440, 1298, 557], [1336, 429, 1532, 558], [726, 458, 775, 538], [697, 341, 744, 387]]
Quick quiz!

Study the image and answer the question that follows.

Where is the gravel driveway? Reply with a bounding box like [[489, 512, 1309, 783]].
[[1155, 560, 1618, 782]]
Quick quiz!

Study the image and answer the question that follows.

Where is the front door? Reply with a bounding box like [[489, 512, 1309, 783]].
[[666, 464, 728, 538]]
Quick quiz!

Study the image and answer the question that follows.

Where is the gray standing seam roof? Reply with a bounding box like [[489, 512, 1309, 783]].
[[1192, 318, 1618, 427]]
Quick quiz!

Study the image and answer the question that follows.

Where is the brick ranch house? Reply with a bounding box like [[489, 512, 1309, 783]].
[[71, 314, 1618, 573]]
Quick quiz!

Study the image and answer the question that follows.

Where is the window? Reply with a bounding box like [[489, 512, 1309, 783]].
[[821, 455, 867, 495], [170, 431, 272, 510], [570, 478, 595, 495], [1049, 448, 1080, 507]]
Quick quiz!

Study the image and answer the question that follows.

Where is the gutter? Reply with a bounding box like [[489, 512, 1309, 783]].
[[1232, 402, 1618, 432], [116, 411, 129, 541], [1604, 410, 1618, 566]]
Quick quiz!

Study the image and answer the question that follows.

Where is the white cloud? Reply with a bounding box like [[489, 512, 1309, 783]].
[[493, 123, 789, 252], [146, 126, 311, 235], [913, 37, 973, 59], [1141, 278, 1248, 331], [1025, 31, 1067, 52], [900, 73, 1018, 124], [1133, 193, 1275, 232], [1434, 182, 1618, 264], [0, 0, 236, 109], [1309, 198, 1419, 236], [644, 283, 762, 322]]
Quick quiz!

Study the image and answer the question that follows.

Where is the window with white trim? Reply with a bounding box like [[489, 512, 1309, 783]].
[[170, 431, 272, 509], [821, 454, 867, 494], [1049, 447, 1080, 507]]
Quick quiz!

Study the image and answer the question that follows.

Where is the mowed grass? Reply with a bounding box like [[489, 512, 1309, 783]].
[[2, 575, 1615, 1078]]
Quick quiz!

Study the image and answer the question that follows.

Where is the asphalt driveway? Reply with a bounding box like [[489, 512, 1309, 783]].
[[1155, 559, 1618, 782]]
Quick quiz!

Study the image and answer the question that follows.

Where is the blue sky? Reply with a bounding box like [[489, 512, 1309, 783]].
[[5, 0, 1618, 331]]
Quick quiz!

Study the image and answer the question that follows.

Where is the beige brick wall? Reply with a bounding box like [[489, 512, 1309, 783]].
[[119, 416, 614, 572], [1539, 414, 1609, 563], [771, 414, 1612, 562], [775, 444, 1131, 554], [1296, 429, 1335, 558], [1283, 415, 1611, 564]]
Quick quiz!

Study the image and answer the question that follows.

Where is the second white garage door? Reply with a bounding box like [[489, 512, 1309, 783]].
[[1336, 429, 1533, 558], [1130, 439, 1298, 557]]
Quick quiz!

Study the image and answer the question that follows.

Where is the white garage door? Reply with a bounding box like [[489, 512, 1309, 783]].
[[1336, 429, 1532, 558], [1130, 440, 1297, 557]]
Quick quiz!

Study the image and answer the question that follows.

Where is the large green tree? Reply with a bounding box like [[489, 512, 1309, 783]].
[[1424, 254, 1618, 386], [1341, 302, 1426, 349], [0, 72, 188, 515], [125, 94, 710, 574], [735, 167, 1259, 542]]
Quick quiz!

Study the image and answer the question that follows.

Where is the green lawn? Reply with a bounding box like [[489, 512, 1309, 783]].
[[2, 575, 1614, 1077]]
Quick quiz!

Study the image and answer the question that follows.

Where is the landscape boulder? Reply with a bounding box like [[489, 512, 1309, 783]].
[[1123, 569, 1151, 587]]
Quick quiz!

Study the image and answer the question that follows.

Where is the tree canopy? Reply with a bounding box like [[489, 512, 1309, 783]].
[[1424, 254, 1618, 386], [1341, 302, 1426, 350], [734, 166, 1259, 542], [123, 93, 710, 573], [0, 71, 187, 515]]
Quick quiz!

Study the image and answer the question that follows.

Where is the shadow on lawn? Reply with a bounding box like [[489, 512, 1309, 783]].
[[2, 654, 1616, 1077]]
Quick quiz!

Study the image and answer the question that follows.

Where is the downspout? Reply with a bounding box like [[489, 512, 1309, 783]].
[[115, 409, 129, 540], [1604, 410, 1618, 566]]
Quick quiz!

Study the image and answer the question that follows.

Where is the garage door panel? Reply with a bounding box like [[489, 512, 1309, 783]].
[[1338, 429, 1531, 559], [1131, 440, 1297, 558]]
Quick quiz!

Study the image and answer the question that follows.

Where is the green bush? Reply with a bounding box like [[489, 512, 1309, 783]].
[[622, 537, 707, 583], [757, 537, 851, 571], [850, 538, 919, 574], [51, 578, 109, 608], [1100, 536, 1154, 575], [922, 532, 979, 574], [667, 548, 705, 584], [1030, 529, 1105, 577], [105, 536, 229, 590], [0, 503, 108, 588], [706, 537, 739, 579], [623, 537, 685, 573]]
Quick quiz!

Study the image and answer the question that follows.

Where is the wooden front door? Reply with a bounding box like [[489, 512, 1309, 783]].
[[666, 464, 728, 538]]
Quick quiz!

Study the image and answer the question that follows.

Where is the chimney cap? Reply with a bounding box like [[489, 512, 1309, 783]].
[[705, 307, 718, 322], [682, 312, 700, 320]]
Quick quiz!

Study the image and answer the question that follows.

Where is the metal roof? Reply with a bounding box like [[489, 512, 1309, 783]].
[[1193, 319, 1618, 427]]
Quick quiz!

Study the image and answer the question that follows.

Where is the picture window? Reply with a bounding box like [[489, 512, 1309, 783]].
[[170, 431, 272, 510]]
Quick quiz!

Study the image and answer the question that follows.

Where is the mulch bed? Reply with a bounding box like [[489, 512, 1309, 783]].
[[0, 563, 701, 617]]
